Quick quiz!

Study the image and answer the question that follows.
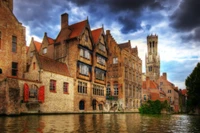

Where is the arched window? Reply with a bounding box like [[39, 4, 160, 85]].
[[79, 100, 85, 110]]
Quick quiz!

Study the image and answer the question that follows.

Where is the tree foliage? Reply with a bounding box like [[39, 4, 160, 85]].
[[139, 100, 169, 114], [185, 62, 200, 112]]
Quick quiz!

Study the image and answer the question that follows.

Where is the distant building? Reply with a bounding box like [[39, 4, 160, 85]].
[[142, 77, 167, 103], [157, 73, 179, 112], [145, 35, 160, 81]]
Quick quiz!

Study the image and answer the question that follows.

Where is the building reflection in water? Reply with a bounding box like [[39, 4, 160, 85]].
[[0, 114, 200, 132]]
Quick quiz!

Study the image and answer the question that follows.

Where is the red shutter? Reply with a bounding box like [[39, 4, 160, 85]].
[[38, 86, 45, 103], [24, 83, 29, 102]]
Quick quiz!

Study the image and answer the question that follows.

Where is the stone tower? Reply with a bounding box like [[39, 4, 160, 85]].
[[145, 34, 160, 81], [0, 0, 13, 12]]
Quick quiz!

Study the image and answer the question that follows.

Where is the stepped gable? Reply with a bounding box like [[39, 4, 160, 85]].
[[36, 54, 70, 76], [118, 42, 130, 49], [92, 28, 102, 44]]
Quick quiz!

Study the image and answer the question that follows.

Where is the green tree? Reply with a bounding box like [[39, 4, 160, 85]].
[[139, 100, 169, 114], [185, 62, 200, 112]]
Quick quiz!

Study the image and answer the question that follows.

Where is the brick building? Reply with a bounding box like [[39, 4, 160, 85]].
[[157, 73, 179, 112], [142, 77, 167, 103], [106, 30, 142, 111], [0, 0, 26, 78], [0, 0, 27, 114]]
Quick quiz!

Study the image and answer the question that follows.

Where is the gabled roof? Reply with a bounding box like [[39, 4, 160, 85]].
[[34, 41, 42, 52], [47, 37, 54, 44], [92, 28, 102, 44], [56, 20, 87, 43], [142, 79, 158, 90], [69, 20, 87, 39], [37, 54, 70, 77]]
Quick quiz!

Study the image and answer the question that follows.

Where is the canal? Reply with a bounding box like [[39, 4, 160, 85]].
[[0, 113, 200, 133]]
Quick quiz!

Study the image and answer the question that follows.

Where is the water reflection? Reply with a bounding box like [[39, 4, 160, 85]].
[[0, 114, 200, 133]]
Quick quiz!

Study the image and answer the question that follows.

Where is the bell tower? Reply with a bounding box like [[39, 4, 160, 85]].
[[145, 34, 160, 81]]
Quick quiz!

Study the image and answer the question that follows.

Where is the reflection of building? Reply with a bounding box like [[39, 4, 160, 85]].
[[146, 35, 160, 81], [106, 30, 142, 111]]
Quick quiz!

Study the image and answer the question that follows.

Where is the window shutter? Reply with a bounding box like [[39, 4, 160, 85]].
[[38, 86, 45, 103], [23, 83, 29, 102]]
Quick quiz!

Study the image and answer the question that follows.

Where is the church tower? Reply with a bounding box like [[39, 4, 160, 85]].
[[145, 34, 160, 81]]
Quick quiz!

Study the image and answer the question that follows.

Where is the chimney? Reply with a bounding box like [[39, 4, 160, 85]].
[[61, 13, 68, 29], [163, 73, 167, 80]]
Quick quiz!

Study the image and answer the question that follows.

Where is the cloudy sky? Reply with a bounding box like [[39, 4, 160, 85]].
[[13, 0, 200, 89]]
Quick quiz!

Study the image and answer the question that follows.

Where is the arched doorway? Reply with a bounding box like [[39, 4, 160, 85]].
[[92, 99, 96, 110], [79, 100, 85, 110]]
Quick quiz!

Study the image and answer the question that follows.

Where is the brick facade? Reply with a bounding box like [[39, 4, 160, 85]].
[[0, 0, 26, 78], [106, 30, 142, 111]]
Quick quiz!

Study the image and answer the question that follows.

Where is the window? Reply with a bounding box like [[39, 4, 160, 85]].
[[95, 68, 105, 80], [80, 48, 90, 59], [33, 62, 36, 70], [78, 81, 87, 94], [43, 47, 47, 54], [113, 57, 118, 64], [79, 63, 89, 76], [97, 55, 105, 65], [50, 80, 56, 92], [114, 83, 118, 95], [63, 82, 69, 94], [106, 84, 111, 96], [11, 62, 18, 76], [99, 43, 106, 52], [30, 51, 34, 57], [148, 66, 152, 72], [168, 90, 171, 93], [12, 36, 17, 52], [0, 31, 1, 49], [93, 84, 104, 96]]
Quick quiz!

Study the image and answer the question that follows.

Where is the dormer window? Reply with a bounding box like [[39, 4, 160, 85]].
[[43, 47, 47, 54]]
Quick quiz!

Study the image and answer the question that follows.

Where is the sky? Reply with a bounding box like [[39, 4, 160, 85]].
[[13, 0, 200, 89]]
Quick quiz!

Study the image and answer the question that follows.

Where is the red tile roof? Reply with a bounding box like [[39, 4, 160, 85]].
[[182, 89, 187, 95], [34, 41, 42, 52], [47, 37, 54, 44], [92, 28, 102, 44], [69, 20, 87, 39], [37, 55, 70, 76]]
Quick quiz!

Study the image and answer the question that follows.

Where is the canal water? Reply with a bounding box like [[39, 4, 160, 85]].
[[0, 113, 200, 133]]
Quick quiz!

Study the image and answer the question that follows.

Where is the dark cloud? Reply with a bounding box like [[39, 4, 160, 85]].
[[70, 0, 166, 33], [170, 0, 200, 31]]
